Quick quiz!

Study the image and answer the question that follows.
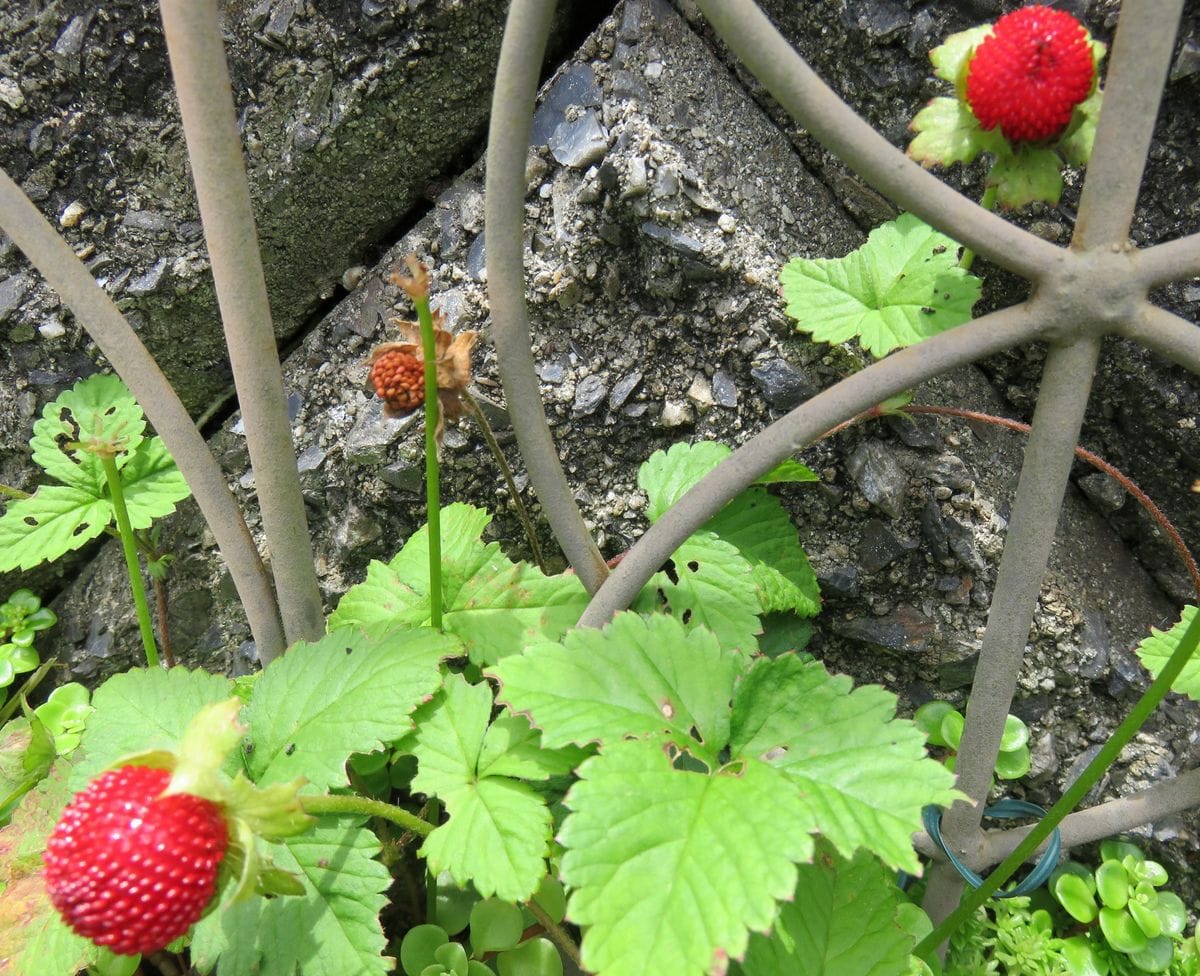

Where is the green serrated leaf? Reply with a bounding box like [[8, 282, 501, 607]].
[[30, 374, 145, 487], [729, 655, 961, 873], [781, 213, 981, 358], [330, 505, 588, 666], [649, 531, 761, 660], [1134, 605, 1200, 699], [738, 846, 916, 976], [986, 145, 1064, 209], [638, 441, 732, 521], [119, 435, 191, 529], [638, 443, 820, 618], [928, 24, 991, 90], [560, 739, 814, 976], [0, 486, 112, 572], [245, 625, 458, 791], [70, 667, 236, 788], [476, 713, 588, 781], [190, 816, 393, 976], [490, 612, 739, 763], [756, 460, 819, 486], [412, 675, 554, 901], [710, 492, 821, 617], [907, 97, 991, 169]]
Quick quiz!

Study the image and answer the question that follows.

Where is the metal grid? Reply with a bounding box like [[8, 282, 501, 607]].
[[484, 0, 1200, 922]]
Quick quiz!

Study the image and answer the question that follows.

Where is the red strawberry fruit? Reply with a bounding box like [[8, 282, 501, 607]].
[[965, 5, 1095, 143], [44, 764, 229, 956]]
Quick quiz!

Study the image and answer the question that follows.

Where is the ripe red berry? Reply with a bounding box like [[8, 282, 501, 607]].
[[965, 5, 1095, 143], [44, 765, 229, 956], [370, 348, 426, 413]]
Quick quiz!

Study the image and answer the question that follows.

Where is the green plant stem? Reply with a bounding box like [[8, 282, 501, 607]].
[[0, 482, 31, 500], [915, 606, 1200, 961], [100, 456, 159, 668], [0, 657, 56, 725], [152, 575, 175, 669], [415, 293, 443, 631], [425, 797, 442, 923], [463, 392, 547, 572], [299, 793, 434, 836], [959, 184, 998, 272], [527, 898, 583, 969]]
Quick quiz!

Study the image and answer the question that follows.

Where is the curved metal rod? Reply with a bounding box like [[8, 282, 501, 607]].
[[1126, 302, 1200, 376], [0, 167, 287, 663], [691, 0, 1063, 282], [980, 767, 1200, 866], [485, 0, 609, 594], [161, 0, 324, 654], [1138, 232, 1200, 290], [1072, 0, 1183, 248], [578, 301, 1052, 628]]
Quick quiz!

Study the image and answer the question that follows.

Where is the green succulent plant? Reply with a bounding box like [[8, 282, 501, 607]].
[[0, 589, 56, 703], [915, 701, 1031, 782]]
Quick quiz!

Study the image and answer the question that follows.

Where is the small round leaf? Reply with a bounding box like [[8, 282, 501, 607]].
[[435, 940, 469, 976], [1100, 840, 1143, 864], [1098, 906, 1147, 954], [939, 710, 965, 750], [1134, 860, 1169, 887], [436, 878, 478, 937], [914, 702, 956, 746], [401, 924, 450, 976], [999, 714, 1029, 752], [470, 899, 525, 954], [1153, 891, 1187, 937], [532, 876, 566, 925], [1095, 862, 1130, 909], [1059, 935, 1107, 976], [1054, 873, 1098, 923], [497, 938, 563, 976], [993, 744, 1030, 780], [1128, 898, 1163, 940], [1129, 935, 1175, 974]]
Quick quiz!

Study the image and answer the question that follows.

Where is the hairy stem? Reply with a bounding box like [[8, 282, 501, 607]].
[[915, 605, 1200, 959], [527, 899, 583, 968], [299, 793, 434, 836], [100, 456, 159, 668], [152, 574, 175, 669], [415, 292, 444, 631], [463, 392, 547, 572]]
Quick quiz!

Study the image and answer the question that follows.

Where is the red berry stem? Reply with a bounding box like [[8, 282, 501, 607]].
[[299, 792, 434, 836]]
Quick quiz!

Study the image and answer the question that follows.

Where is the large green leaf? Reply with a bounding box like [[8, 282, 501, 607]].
[[729, 655, 960, 873], [191, 817, 391, 976], [0, 486, 111, 572], [245, 626, 458, 790], [70, 667, 235, 788], [490, 612, 739, 765], [120, 435, 191, 528], [780, 213, 981, 358], [329, 504, 588, 665], [412, 675, 554, 901], [1135, 605, 1200, 700], [738, 846, 916, 976], [560, 740, 815, 976]]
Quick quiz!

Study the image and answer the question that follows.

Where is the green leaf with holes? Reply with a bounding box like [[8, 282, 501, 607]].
[[781, 213, 981, 358], [0, 486, 112, 572], [638, 443, 820, 619], [410, 674, 555, 901], [244, 625, 459, 790], [329, 504, 588, 665]]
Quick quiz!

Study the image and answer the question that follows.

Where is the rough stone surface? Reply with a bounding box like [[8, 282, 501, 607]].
[[6, 0, 1200, 897]]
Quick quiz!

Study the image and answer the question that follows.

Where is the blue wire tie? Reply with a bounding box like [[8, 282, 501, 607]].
[[922, 799, 1061, 898]]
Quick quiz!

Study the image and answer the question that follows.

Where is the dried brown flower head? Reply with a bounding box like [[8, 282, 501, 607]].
[[367, 308, 478, 442]]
